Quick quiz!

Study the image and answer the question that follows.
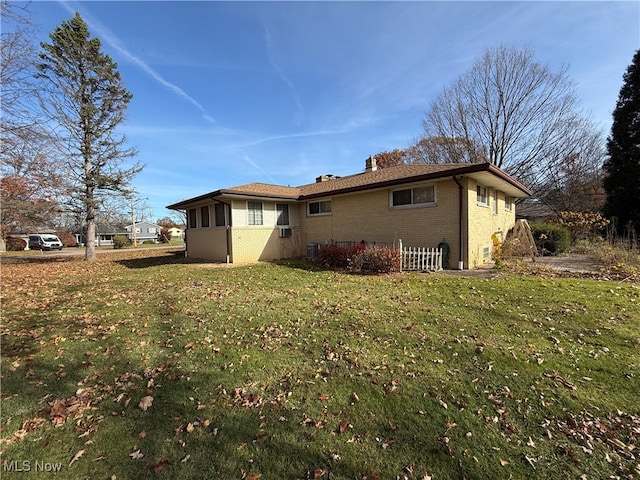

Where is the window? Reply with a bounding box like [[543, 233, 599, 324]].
[[188, 208, 197, 228], [201, 205, 210, 227], [276, 203, 290, 226], [505, 196, 513, 212], [148, 227, 156, 233], [248, 201, 263, 225], [493, 190, 498, 215], [308, 200, 332, 215], [214, 203, 226, 227], [391, 185, 435, 207], [477, 185, 488, 206]]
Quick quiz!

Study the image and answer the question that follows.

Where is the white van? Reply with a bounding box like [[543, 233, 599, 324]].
[[28, 234, 64, 251]]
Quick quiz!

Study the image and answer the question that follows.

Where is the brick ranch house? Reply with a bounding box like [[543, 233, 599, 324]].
[[166, 159, 531, 269]]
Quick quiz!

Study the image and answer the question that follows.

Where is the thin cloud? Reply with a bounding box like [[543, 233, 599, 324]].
[[57, 1, 216, 125], [263, 22, 304, 126]]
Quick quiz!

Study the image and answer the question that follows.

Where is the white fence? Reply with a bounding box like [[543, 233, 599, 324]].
[[399, 240, 443, 272]]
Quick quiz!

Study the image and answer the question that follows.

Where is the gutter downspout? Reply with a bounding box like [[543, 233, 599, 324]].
[[212, 198, 232, 264], [452, 175, 465, 270]]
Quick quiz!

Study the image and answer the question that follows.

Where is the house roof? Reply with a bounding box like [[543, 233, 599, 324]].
[[166, 162, 532, 210]]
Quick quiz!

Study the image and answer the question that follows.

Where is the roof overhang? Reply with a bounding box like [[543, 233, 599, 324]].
[[166, 163, 531, 210], [166, 190, 299, 210], [299, 163, 532, 200]]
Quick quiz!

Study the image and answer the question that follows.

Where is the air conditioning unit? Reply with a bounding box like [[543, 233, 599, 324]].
[[307, 242, 320, 260], [279, 227, 292, 238]]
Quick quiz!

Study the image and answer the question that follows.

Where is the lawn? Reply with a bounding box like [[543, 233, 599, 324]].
[[1, 250, 638, 479]]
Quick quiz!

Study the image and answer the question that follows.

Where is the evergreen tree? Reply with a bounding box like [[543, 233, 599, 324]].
[[36, 13, 141, 261], [603, 50, 640, 235]]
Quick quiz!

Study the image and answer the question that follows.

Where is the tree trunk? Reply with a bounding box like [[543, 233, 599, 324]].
[[85, 217, 96, 261]]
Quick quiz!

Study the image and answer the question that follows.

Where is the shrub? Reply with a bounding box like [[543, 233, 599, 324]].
[[6, 237, 26, 251], [317, 244, 400, 274], [142, 239, 155, 245], [112, 235, 131, 249], [317, 244, 364, 269], [557, 211, 609, 241], [351, 246, 401, 274], [529, 222, 571, 256]]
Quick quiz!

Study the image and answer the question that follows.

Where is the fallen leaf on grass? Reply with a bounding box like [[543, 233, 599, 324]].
[[138, 396, 153, 411], [130, 450, 144, 460], [69, 449, 85, 467], [181, 454, 190, 463], [153, 460, 169, 473], [500, 459, 509, 466], [338, 419, 351, 433]]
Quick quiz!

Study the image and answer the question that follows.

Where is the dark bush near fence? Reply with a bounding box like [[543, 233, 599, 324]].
[[317, 244, 400, 273], [317, 244, 365, 269], [352, 246, 401, 273], [529, 222, 571, 256]]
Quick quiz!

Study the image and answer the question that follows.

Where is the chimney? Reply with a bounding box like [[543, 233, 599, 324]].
[[365, 155, 377, 172], [316, 174, 333, 183]]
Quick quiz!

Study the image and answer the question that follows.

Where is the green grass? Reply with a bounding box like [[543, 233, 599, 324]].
[[1, 251, 638, 479]]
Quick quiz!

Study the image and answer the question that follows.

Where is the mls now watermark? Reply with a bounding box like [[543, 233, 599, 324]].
[[3, 459, 63, 473]]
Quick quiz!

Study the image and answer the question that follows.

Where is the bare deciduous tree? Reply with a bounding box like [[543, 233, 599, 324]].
[[1, 1, 67, 237], [421, 45, 604, 196]]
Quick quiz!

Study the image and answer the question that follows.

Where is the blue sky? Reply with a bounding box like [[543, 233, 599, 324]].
[[8, 1, 640, 221]]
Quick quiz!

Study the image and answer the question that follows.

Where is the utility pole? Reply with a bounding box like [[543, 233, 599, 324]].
[[130, 195, 138, 246]]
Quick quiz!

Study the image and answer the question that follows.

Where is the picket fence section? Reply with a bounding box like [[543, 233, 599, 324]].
[[398, 239, 443, 272]]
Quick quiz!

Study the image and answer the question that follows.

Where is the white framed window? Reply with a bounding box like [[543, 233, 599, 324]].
[[201, 205, 210, 228], [276, 203, 290, 226], [188, 208, 197, 228], [214, 203, 226, 227], [308, 200, 332, 216], [147, 227, 156, 233], [248, 201, 263, 225], [493, 190, 498, 215], [391, 185, 436, 208], [477, 185, 489, 206], [505, 196, 513, 212]]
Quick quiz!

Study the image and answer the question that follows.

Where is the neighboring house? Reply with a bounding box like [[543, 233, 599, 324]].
[[167, 159, 532, 269], [126, 221, 162, 243], [166, 226, 185, 240], [75, 221, 162, 246], [75, 224, 129, 246]]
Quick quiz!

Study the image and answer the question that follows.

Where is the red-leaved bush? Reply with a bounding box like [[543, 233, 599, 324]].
[[317, 244, 400, 274], [352, 246, 401, 273], [316, 244, 365, 269]]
